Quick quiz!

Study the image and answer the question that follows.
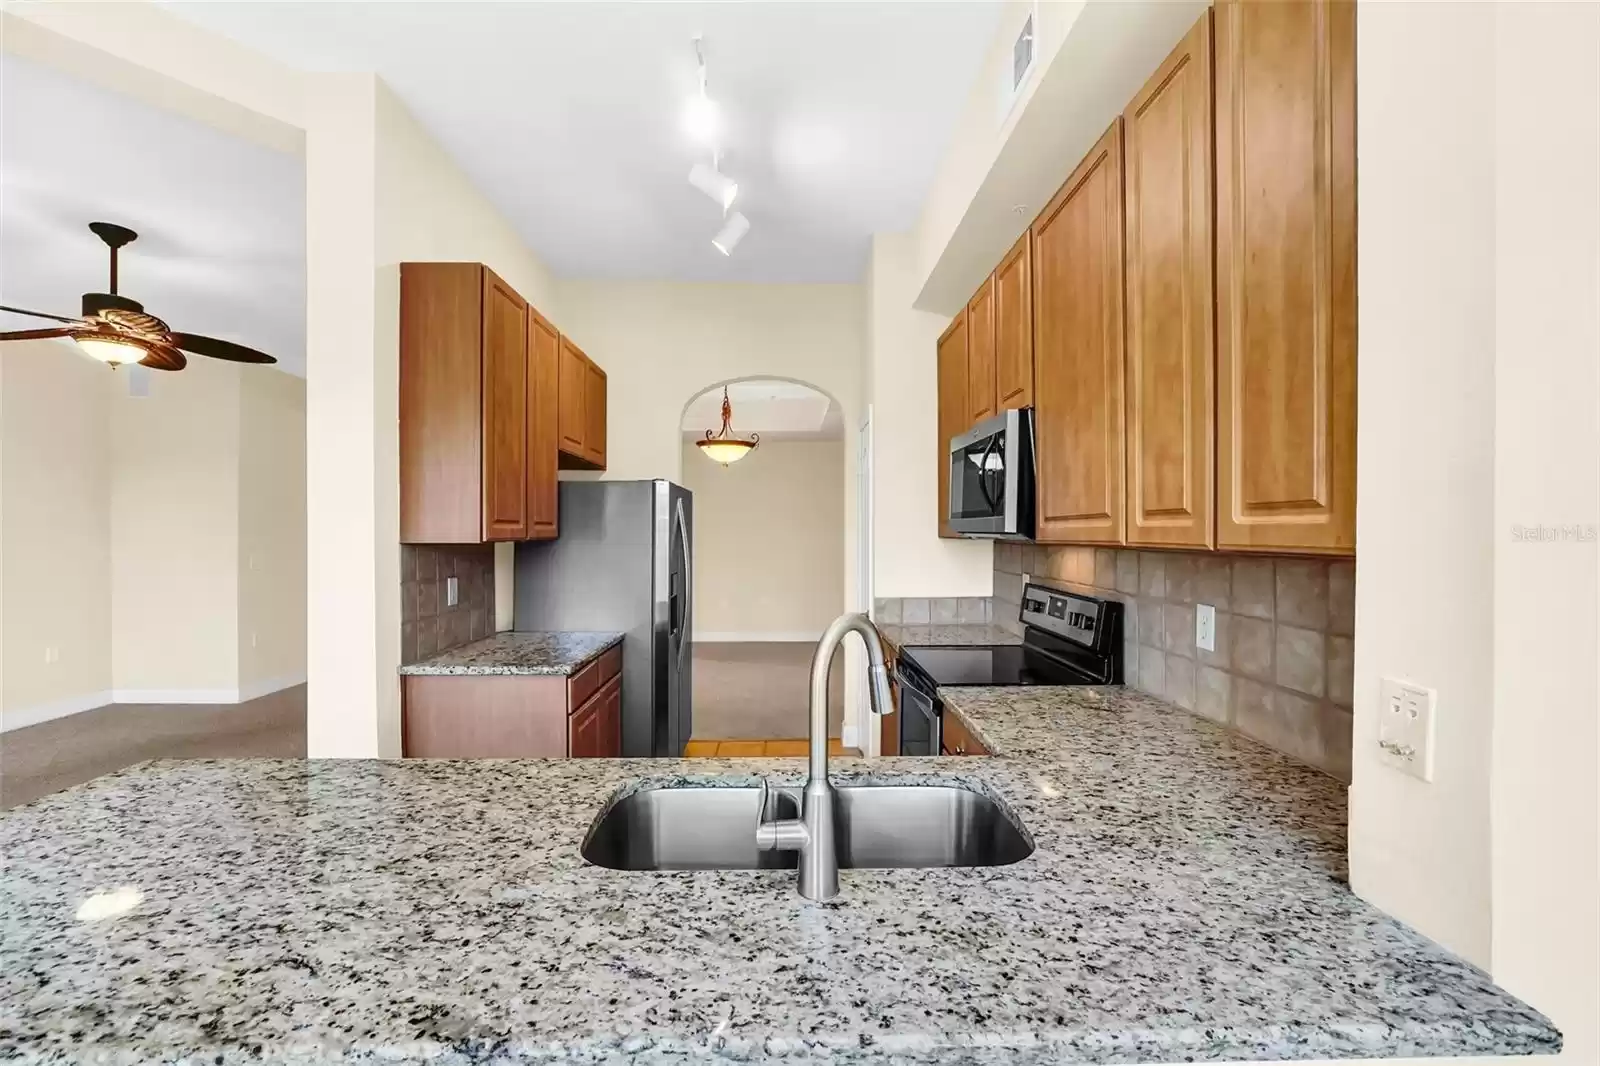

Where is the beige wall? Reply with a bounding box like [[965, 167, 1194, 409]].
[[110, 358, 242, 696], [238, 366, 307, 694], [865, 233, 992, 600], [680, 438, 844, 640], [0, 341, 113, 723]]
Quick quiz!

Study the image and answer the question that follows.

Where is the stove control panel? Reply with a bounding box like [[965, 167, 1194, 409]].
[[1020, 583, 1120, 653]]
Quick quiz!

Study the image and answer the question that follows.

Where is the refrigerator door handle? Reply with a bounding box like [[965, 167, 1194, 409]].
[[674, 496, 691, 668]]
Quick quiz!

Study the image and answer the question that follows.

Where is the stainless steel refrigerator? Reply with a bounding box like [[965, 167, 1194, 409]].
[[513, 480, 692, 757]]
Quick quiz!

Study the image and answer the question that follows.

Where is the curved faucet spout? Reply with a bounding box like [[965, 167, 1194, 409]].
[[808, 613, 893, 782]]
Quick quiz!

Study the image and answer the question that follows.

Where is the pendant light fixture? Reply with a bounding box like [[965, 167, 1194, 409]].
[[696, 385, 759, 465]]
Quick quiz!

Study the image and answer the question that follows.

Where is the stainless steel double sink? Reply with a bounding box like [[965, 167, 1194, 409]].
[[581, 783, 1033, 871]]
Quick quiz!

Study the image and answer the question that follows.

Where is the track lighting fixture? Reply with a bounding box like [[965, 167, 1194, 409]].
[[689, 162, 739, 211], [712, 212, 751, 256]]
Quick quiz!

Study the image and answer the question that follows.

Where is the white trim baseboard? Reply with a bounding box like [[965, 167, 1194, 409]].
[[111, 688, 242, 705], [2, 690, 113, 732], [692, 631, 823, 643]]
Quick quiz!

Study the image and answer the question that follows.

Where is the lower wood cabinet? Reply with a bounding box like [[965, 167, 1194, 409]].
[[403, 646, 622, 758], [940, 711, 988, 757]]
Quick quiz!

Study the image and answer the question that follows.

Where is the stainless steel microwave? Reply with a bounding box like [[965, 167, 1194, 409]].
[[948, 407, 1035, 538]]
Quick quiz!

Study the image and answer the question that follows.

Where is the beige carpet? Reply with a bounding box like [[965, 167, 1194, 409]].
[[691, 642, 842, 740], [0, 686, 307, 810]]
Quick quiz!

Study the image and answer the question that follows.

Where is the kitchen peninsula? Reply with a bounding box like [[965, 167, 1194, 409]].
[[0, 687, 1558, 1064]]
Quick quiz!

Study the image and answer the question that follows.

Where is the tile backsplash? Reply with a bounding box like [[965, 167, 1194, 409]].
[[873, 597, 993, 626], [401, 544, 496, 664], [994, 543, 1354, 781]]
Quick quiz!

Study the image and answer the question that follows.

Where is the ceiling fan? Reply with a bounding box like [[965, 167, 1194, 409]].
[[0, 222, 276, 371]]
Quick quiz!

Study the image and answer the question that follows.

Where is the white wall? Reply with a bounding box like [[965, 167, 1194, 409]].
[[1488, 2, 1599, 1059], [681, 438, 844, 641], [1354, 2, 1600, 1060], [1350, 0, 1496, 966], [865, 233, 993, 600], [0, 341, 112, 725]]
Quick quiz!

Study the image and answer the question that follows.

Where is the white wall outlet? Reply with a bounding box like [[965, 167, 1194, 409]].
[[1195, 604, 1216, 652], [1378, 677, 1437, 782], [446, 576, 459, 608], [251, 631, 259, 649], [44, 646, 59, 665]]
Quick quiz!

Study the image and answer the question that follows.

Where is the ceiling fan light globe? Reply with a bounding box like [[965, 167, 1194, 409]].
[[75, 335, 147, 366]]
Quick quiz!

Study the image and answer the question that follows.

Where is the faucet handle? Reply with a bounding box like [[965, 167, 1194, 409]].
[[754, 779, 807, 852]]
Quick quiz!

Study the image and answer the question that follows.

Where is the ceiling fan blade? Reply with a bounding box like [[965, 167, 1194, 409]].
[[169, 331, 276, 365], [139, 344, 187, 372], [0, 327, 76, 341], [0, 304, 80, 324]]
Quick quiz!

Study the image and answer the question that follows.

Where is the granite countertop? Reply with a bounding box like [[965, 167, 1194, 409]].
[[0, 688, 1559, 1064], [875, 621, 1021, 651], [398, 630, 624, 676]]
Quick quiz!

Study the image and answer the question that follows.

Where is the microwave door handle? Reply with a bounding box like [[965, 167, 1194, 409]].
[[976, 435, 1001, 512]]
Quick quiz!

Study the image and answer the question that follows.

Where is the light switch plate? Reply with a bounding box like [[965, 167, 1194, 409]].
[[446, 576, 459, 608], [1195, 604, 1216, 652], [1378, 677, 1436, 781]]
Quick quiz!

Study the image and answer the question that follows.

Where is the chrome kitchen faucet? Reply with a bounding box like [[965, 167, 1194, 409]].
[[755, 612, 895, 901]]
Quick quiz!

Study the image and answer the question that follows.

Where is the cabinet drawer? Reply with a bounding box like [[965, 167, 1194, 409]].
[[569, 645, 621, 711]]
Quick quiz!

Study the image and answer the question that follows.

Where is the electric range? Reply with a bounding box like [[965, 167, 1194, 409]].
[[893, 584, 1124, 755]]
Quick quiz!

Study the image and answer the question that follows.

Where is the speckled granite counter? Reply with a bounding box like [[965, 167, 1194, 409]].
[[0, 686, 1559, 1064], [398, 630, 623, 676], [875, 621, 1020, 650]]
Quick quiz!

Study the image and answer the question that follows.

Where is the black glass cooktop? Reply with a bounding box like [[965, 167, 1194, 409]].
[[899, 643, 1104, 687]]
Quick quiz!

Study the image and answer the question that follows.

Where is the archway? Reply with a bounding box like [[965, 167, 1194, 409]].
[[676, 378, 850, 754]]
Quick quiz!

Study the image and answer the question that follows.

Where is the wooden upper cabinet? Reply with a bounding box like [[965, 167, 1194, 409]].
[[1124, 11, 1215, 550], [584, 360, 608, 468], [993, 234, 1034, 412], [1031, 120, 1127, 545], [558, 337, 608, 471], [966, 279, 997, 424], [401, 263, 531, 544], [481, 271, 530, 540], [1214, 0, 1356, 555], [935, 313, 968, 539], [526, 306, 560, 540]]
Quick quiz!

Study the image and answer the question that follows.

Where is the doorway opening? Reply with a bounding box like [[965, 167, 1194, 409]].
[[676, 378, 851, 753]]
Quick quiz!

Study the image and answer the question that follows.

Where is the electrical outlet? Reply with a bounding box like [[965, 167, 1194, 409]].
[[1378, 678, 1436, 782], [1195, 604, 1216, 652], [251, 631, 258, 649], [446, 576, 459, 608], [44, 646, 58, 665]]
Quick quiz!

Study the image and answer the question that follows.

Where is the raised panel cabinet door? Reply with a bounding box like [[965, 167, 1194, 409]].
[[558, 337, 588, 458], [966, 278, 997, 423], [935, 313, 969, 539], [585, 359, 608, 468], [1125, 11, 1216, 550], [568, 699, 599, 758], [1031, 120, 1128, 545], [526, 307, 560, 540], [481, 268, 529, 540], [993, 234, 1034, 411], [1214, 0, 1356, 554]]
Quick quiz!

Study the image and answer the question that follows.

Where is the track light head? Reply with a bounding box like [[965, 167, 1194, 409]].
[[689, 163, 738, 211], [712, 212, 751, 256]]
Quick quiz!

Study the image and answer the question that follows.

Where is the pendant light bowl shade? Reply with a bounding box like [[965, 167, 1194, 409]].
[[696, 385, 759, 465]]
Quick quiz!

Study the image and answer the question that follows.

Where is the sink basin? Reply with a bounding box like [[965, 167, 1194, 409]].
[[581, 783, 1033, 871]]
